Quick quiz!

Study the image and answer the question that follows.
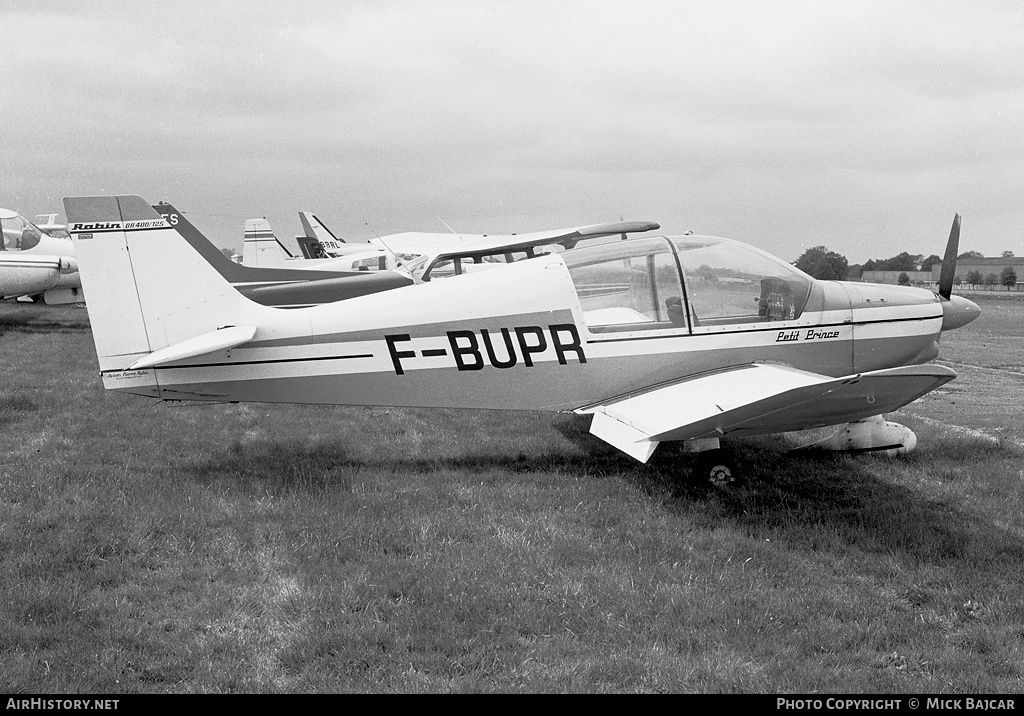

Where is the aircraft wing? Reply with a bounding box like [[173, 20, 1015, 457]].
[[454, 219, 660, 254], [401, 219, 661, 281], [368, 220, 661, 259], [578, 363, 956, 462]]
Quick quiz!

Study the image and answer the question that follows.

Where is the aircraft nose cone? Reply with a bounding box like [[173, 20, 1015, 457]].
[[941, 294, 981, 331]]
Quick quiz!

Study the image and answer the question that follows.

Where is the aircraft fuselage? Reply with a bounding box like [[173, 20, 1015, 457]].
[[96, 246, 946, 412]]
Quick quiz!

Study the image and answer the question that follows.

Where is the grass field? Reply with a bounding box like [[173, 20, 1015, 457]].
[[1, 296, 1022, 693]]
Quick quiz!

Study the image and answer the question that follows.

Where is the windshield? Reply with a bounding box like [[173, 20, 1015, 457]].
[[670, 237, 813, 324], [0, 212, 44, 251]]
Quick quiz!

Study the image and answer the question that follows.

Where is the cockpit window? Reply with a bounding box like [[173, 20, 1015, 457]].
[[671, 237, 812, 325], [0, 213, 43, 251], [563, 237, 686, 332]]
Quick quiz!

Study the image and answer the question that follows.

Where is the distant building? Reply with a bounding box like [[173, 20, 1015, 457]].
[[931, 256, 1024, 289], [857, 257, 1023, 290]]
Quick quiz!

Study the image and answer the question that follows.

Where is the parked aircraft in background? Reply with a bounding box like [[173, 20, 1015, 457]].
[[295, 212, 390, 270], [152, 202, 412, 308], [392, 220, 661, 283], [157, 202, 656, 307], [296, 212, 340, 257], [282, 209, 661, 281], [0, 208, 83, 303], [34, 214, 70, 238], [67, 195, 979, 485], [242, 217, 391, 272]]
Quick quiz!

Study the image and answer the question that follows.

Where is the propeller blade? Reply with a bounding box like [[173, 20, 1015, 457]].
[[937, 213, 961, 300]]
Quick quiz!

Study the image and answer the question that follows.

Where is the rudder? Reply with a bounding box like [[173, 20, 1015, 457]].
[[66, 195, 243, 372], [64, 196, 152, 370]]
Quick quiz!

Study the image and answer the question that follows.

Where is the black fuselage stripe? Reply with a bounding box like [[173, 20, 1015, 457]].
[[102, 353, 374, 373], [585, 315, 939, 344]]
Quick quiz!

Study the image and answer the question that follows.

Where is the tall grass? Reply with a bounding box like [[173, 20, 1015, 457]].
[[0, 303, 1022, 692]]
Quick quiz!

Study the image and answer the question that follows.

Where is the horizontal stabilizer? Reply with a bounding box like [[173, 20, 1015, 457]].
[[128, 325, 257, 369]]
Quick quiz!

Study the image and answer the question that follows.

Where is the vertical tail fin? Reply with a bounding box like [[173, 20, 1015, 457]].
[[65, 195, 242, 372], [298, 211, 383, 260], [299, 211, 345, 245], [242, 218, 293, 268]]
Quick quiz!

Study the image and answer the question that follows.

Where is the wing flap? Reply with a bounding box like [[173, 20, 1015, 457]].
[[582, 364, 956, 461], [588, 410, 660, 463]]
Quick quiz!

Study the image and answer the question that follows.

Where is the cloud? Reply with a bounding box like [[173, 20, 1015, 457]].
[[2, 0, 1023, 261]]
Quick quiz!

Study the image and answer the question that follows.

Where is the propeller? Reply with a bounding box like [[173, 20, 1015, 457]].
[[934, 213, 980, 331], [937, 213, 960, 300]]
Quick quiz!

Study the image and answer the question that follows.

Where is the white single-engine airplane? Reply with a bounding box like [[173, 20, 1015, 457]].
[[34, 214, 70, 238], [294, 211, 391, 269], [66, 195, 980, 485], [0, 208, 83, 303], [153, 202, 413, 307], [242, 217, 393, 273]]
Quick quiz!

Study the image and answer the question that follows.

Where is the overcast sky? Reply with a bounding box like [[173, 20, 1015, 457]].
[[4, 0, 1024, 262]]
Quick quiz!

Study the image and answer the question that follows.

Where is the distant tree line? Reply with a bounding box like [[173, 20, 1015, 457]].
[[860, 252, 943, 273]]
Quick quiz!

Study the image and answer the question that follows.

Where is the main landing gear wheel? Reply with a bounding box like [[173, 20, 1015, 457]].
[[692, 449, 742, 489]]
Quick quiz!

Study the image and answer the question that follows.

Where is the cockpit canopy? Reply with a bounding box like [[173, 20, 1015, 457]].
[[562, 236, 813, 332], [0, 210, 44, 251], [398, 231, 815, 333]]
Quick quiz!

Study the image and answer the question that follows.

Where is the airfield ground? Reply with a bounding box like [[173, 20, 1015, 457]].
[[900, 292, 1024, 445], [0, 293, 1022, 693]]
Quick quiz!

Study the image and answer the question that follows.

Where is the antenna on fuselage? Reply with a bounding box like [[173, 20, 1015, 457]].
[[365, 222, 408, 277], [365, 222, 396, 254], [436, 216, 463, 240]]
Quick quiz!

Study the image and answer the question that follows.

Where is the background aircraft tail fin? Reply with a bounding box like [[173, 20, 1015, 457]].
[[299, 211, 345, 244], [153, 202, 267, 281], [298, 211, 378, 258], [65, 195, 243, 372], [243, 218, 293, 268]]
